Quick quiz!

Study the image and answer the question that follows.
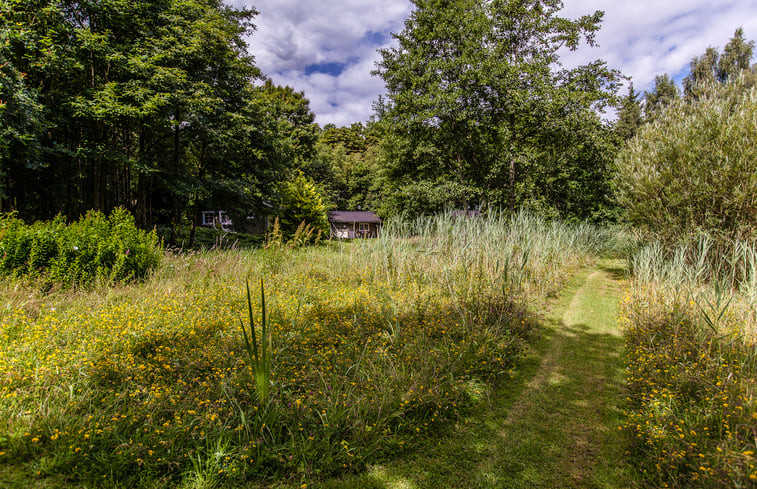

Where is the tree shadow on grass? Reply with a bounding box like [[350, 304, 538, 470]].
[[308, 318, 633, 489], [596, 259, 630, 282]]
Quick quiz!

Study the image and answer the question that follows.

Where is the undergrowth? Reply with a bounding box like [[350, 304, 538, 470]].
[[0, 212, 598, 487], [622, 236, 757, 488], [0, 208, 161, 287]]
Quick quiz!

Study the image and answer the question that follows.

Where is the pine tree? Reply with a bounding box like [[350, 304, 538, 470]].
[[615, 83, 643, 140]]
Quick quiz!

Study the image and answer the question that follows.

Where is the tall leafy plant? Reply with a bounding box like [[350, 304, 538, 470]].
[[239, 279, 271, 402]]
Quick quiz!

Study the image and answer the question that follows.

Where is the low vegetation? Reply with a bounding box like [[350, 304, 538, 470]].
[[0, 208, 161, 287], [621, 235, 757, 488], [0, 212, 603, 488]]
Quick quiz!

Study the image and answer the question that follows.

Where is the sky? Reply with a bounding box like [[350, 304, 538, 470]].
[[230, 0, 757, 127]]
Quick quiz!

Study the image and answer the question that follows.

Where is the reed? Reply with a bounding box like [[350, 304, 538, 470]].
[[623, 233, 757, 487]]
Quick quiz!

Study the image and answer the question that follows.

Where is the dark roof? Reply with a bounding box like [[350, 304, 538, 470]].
[[328, 211, 382, 224]]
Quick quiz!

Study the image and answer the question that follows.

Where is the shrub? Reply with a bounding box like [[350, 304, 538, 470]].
[[276, 172, 329, 239], [615, 77, 757, 242], [0, 208, 161, 286]]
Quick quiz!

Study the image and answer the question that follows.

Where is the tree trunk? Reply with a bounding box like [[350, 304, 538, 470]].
[[93, 160, 104, 212], [188, 201, 199, 249], [509, 157, 516, 215], [136, 129, 147, 228], [168, 118, 181, 246]]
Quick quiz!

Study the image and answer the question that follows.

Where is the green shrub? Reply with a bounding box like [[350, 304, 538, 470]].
[[277, 172, 329, 239], [0, 208, 161, 286], [615, 76, 757, 242]]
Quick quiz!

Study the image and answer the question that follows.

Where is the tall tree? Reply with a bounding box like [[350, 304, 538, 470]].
[[644, 74, 679, 120], [615, 83, 643, 140], [253, 80, 319, 167], [684, 27, 755, 98], [0, 46, 46, 211], [718, 27, 755, 82], [374, 0, 620, 217]]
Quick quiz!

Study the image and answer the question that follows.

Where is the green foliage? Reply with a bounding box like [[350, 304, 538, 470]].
[[0, 48, 46, 201], [311, 142, 385, 212], [374, 0, 621, 219], [684, 28, 756, 98], [318, 122, 375, 154], [0, 208, 161, 286], [253, 80, 319, 167], [615, 83, 644, 140], [277, 172, 329, 238], [644, 74, 680, 121], [615, 77, 757, 242]]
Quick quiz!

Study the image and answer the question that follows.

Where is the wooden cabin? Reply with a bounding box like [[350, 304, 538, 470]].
[[328, 211, 381, 239]]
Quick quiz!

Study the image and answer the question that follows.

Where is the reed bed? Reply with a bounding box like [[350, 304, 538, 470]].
[[0, 212, 600, 488], [622, 235, 757, 488]]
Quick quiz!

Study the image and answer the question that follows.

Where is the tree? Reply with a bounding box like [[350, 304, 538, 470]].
[[644, 74, 679, 120], [615, 77, 757, 242], [0, 48, 46, 211], [253, 80, 319, 167], [718, 27, 754, 82], [374, 0, 621, 217], [319, 123, 372, 154], [684, 27, 755, 98], [276, 172, 329, 238], [615, 83, 644, 140]]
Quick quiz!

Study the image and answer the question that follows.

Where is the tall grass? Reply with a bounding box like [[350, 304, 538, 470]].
[[622, 234, 757, 487], [0, 212, 605, 488], [353, 210, 614, 298]]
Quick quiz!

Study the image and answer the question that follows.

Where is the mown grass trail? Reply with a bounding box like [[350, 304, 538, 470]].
[[301, 261, 634, 489]]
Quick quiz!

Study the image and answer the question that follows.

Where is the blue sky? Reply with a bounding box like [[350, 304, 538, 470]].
[[232, 0, 757, 126]]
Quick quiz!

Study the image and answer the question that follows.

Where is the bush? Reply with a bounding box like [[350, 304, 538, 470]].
[[615, 77, 757, 242], [277, 172, 329, 239], [0, 208, 161, 286]]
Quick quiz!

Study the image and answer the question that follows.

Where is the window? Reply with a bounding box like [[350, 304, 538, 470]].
[[201, 212, 215, 226], [358, 223, 370, 237]]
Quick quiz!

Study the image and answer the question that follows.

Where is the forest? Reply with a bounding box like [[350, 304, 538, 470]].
[[2, 1, 755, 240], [2, 1, 757, 488]]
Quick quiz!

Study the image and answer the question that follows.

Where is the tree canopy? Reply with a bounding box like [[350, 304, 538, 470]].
[[374, 0, 621, 220], [615, 77, 757, 242]]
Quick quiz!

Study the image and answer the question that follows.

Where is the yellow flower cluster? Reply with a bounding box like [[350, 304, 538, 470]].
[[621, 287, 757, 488]]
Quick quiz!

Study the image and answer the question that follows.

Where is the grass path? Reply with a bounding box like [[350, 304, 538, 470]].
[[299, 261, 634, 489]]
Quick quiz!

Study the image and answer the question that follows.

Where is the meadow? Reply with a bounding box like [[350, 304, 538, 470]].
[[0, 212, 606, 488], [622, 236, 757, 488]]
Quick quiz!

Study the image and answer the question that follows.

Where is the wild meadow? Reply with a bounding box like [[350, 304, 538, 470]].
[[0, 212, 605, 488], [621, 236, 757, 488]]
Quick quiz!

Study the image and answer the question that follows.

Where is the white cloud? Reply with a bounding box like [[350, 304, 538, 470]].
[[227, 0, 410, 125], [560, 0, 757, 91], [228, 0, 757, 126]]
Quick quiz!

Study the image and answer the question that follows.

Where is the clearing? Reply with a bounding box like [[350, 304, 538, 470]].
[[302, 261, 634, 489]]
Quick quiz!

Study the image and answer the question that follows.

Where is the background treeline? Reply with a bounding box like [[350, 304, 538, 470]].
[[0, 0, 621, 237], [2, 0, 756, 244], [0, 0, 319, 246]]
